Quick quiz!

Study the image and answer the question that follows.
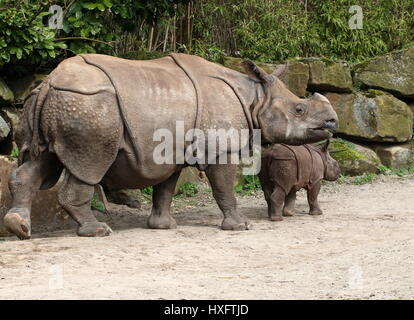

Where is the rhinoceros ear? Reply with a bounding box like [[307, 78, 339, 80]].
[[242, 60, 275, 85], [272, 63, 287, 78]]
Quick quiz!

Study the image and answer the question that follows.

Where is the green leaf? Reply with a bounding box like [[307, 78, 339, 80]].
[[47, 50, 56, 58], [102, 0, 112, 8], [83, 3, 97, 10], [96, 3, 105, 11]]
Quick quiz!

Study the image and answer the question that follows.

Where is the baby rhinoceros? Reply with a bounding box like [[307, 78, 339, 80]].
[[258, 140, 340, 221]]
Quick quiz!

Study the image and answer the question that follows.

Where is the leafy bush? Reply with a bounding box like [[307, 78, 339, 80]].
[[192, 0, 414, 63], [0, 0, 66, 68], [177, 182, 198, 197], [141, 186, 153, 196], [9, 145, 19, 158], [352, 172, 378, 185], [0, 0, 186, 74], [91, 194, 105, 212], [1, 0, 413, 75], [235, 175, 261, 196]]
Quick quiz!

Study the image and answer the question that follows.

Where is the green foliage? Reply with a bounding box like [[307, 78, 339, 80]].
[[141, 186, 153, 195], [351, 172, 378, 185], [1, 0, 413, 74], [192, 0, 414, 63], [378, 165, 414, 176], [0, 0, 187, 74], [192, 40, 224, 62], [91, 194, 105, 212], [330, 138, 365, 162], [0, 0, 66, 68], [176, 182, 199, 197], [235, 175, 261, 196], [10, 145, 19, 158]]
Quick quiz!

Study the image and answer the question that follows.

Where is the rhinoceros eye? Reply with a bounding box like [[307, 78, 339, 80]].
[[295, 103, 306, 116]]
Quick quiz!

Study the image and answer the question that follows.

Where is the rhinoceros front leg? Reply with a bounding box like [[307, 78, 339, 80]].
[[205, 160, 251, 231], [4, 153, 62, 240], [58, 172, 112, 237], [147, 170, 181, 229], [283, 191, 296, 217], [307, 181, 323, 215]]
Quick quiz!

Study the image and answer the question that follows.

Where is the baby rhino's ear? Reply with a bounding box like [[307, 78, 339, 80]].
[[242, 60, 275, 85]]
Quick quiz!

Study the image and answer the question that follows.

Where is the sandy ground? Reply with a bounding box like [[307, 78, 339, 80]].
[[0, 175, 413, 300]]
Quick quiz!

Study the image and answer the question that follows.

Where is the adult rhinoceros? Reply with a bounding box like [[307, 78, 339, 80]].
[[3, 53, 338, 239]]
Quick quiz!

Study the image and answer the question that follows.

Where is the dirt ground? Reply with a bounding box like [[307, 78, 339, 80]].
[[0, 175, 413, 300]]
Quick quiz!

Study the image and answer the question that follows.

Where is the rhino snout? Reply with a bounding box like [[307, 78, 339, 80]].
[[323, 118, 338, 131]]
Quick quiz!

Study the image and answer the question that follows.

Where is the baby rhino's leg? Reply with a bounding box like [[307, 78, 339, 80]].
[[283, 191, 296, 217], [268, 186, 285, 221], [307, 181, 323, 215]]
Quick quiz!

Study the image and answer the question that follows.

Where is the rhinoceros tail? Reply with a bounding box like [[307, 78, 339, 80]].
[[29, 78, 50, 159]]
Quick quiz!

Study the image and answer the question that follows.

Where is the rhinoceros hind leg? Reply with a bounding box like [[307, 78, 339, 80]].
[[4, 153, 62, 240], [147, 170, 181, 229], [268, 186, 285, 221], [283, 191, 296, 217], [58, 172, 112, 237], [205, 160, 251, 230]]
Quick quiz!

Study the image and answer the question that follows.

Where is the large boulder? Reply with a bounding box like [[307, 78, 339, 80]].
[[0, 77, 14, 106], [371, 142, 414, 169], [325, 92, 413, 143], [222, 57, 309, 97], [0, 115, 10, 142], [222, 56, 277, 74], [276, 60, 309, 97], [0, 107, 22, 144], [6, 73, 47, 105], [353, 48, 414, 99], [301, 58, 353, 93], [105, 188, 142, 209], [329, 138, 381, 176]]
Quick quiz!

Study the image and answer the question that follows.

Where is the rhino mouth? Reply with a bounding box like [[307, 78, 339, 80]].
[[308, 127, 334, 139], [310, 127, 333, 132]]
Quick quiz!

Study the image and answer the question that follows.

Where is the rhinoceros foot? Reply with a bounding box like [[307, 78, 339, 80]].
[[309, 208, 323, 216], [147, 213, 177, 229], [269, 215, 283, 222], [3, 211, 31, 240], [221, 216, 251, 231], [77, 222, 112, 237], [283, 209, 295, 217]]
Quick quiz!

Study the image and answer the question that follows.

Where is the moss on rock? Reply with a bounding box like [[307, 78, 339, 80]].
[[0, 77, 14, 106], [325, 92, 413, 143], [353, 48, 414, 98], [329, 138, 381, 176], [301, 58, 353, 93]]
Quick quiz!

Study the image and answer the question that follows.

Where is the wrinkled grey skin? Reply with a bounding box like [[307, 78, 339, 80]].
[[258, 140, 341, 221], [3, 53, 338, 239]]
